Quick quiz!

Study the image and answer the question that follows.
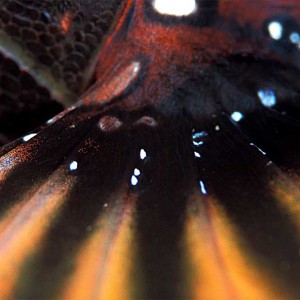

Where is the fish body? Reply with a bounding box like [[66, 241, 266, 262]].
[[0, 1, 300, 299]]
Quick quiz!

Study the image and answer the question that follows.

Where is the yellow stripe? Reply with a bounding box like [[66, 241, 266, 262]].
[[271, 172, 300, 230], [0, 169, 75, 299], [184, 192, 288, 300], [62, 192, 139, 300]]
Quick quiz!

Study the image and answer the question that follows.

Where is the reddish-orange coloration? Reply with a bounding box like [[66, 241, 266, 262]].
[[60, 12, 73, 32], [82, 61, 141, 106], [88, 0, 261, 111], [0, 140, 40, 184]]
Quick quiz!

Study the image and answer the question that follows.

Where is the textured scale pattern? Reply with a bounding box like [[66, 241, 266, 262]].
[[0, 0, 117, 91], [0, 0, 120, 140], [0, 0, 300, 299]]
